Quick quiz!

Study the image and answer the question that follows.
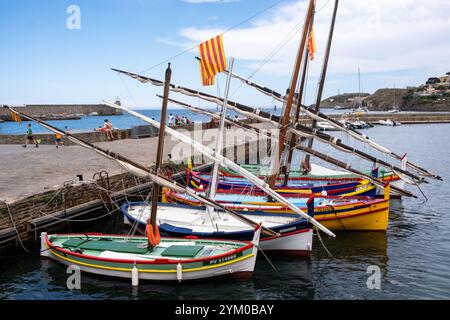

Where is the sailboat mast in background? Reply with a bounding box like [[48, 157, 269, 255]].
[[304, 0, 339, 166]]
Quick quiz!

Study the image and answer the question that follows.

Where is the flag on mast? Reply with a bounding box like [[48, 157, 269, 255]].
[[10, 110, 22, 123], [307, 27, 317, 60], [198, 35, 227, 86]]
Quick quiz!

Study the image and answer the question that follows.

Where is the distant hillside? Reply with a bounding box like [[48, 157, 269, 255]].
[[320, 93, 370, 108], [364, 88, 409, 110], [321, 88, 450, 111], [402, 89, 450, 111]]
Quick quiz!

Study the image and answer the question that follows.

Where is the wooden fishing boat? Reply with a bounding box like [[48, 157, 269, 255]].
[[120, 202, 314, 255], [189, 170, 378, 197], [220, 164, 400, 184], [162, 184, 391, 231], [40, 230, 261, 282]]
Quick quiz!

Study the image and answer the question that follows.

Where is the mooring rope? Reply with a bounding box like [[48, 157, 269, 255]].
[[0, 200, 31, 253], [256, 244, 279, 274], [314, 226, 334, 259]]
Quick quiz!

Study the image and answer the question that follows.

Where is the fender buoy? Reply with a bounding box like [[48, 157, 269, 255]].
[[146, 223, 161, 246]]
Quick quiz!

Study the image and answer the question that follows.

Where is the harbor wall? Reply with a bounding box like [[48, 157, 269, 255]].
[[0, 172, 153, 253], [0, 104, 122, 120], [296, 112, 450, 125], [0, 129, 131, 145], [0, 119, 259, 145]]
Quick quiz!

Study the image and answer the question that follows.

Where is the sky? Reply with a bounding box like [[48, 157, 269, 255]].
[[1, 0, 449, 109]]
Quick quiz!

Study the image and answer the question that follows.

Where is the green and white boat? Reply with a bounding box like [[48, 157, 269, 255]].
[[40, 230, 261, 283]]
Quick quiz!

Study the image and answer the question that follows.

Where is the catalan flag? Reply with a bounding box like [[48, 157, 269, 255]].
[[198, 35, 227, 86], [10, 110, 22, 123], [307, 27, 317, 61]]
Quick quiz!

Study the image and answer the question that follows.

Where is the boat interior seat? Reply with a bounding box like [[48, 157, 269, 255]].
[[61, 238, 149, 254], [161, 245, 205, 258]]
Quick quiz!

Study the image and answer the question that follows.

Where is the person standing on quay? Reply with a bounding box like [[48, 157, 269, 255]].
[[23, 124, 39, 148], [55, 133, 63, 148]]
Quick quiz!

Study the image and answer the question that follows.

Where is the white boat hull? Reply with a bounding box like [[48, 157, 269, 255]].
[[260, 229, 312, 255], [42, 247, 257, 281], [40, 233, 259, 282], [123, 204, 313, 254]]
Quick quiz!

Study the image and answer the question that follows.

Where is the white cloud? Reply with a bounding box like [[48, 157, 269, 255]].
[[176, 0, 450, 82]]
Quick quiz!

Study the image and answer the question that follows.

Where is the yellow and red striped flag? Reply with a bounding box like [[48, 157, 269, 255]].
[[198, 34, 227, 86], [307, 27, 317, 60], [10, 110, 22, 123]]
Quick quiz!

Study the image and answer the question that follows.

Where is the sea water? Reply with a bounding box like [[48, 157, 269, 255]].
[[0, 123, 449, 300]]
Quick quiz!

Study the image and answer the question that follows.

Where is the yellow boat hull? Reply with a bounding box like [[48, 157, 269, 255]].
[[314, 202, 389, 231], [162, 185, 391, 232]]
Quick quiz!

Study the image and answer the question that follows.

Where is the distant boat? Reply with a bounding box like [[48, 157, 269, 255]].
[[317, 121, 338, 131], [334, 106, 346, 110], [351, 120, 371, 129], [89, 112, 99, 116], [350, 106, 369, 115], [389, 84, 401, 114], [378, 119, 395, 126]]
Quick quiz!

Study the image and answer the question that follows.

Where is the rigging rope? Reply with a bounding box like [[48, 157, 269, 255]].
[[138, 0, 286, 75], [229, 20, 305, 99]]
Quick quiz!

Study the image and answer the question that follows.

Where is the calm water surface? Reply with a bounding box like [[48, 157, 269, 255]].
[[0, 123, 449, 299]]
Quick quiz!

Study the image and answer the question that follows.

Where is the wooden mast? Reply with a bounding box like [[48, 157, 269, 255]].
[[149, 63, 172, 228], [268, 0, 315, 188], [283, 17, 314, 186], [304, 0, 339, 165]]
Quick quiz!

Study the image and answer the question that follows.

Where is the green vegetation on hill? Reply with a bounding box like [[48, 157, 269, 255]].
[[322, 88, 450, 111], [320, 93, 370, 108]]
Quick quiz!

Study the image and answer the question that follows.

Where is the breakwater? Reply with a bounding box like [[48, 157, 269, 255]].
[[297, 112, 450, 125], [0, 119, 259, 145], [0, 104, 122, 121]]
